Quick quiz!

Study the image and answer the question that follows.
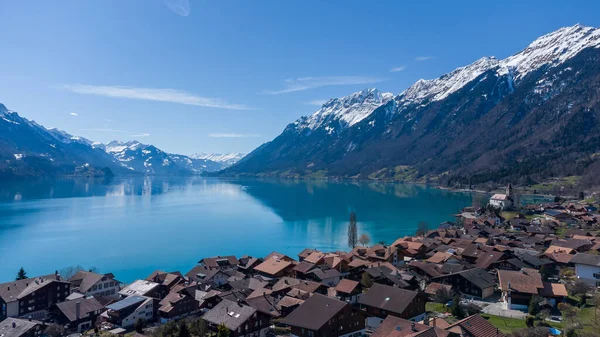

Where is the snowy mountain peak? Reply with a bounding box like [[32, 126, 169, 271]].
[[498, 24, 600, 80], [190, 153, 246, 167], [105, 140, 143, 153], [400, 56, 499, 104], [300, 88, 394, 131]]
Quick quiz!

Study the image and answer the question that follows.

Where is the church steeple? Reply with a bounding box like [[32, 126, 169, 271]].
[[506, 183, 513, 198]]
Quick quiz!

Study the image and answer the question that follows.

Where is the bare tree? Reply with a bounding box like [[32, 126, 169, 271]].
[[416, 221, 429, 237], [59, 265, 85, 279], [433, 287, 454, 304], [358, 233, 371, 247], [348, 211, 357, 249]]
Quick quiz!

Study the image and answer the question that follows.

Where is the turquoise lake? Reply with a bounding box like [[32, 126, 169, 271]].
[[0, 178, 474, 283]]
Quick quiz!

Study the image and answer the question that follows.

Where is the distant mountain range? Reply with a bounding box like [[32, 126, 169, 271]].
[[0, 105, 244, 178], [223, 24, 600, 187]]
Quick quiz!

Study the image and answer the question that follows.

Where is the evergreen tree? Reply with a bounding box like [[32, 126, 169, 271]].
[[348, 211, 357, 249], [189, 319, 208, 337], [450, 294, 464, 319], [16, 267, 27, 280], [178, 322, 190, 337], [416, 222, 429, 237], [361, 272, 373, 288], [135, 318, 146, 333]]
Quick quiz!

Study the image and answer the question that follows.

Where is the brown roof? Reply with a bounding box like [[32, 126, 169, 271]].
[[69, 271, 109, 293], [475, 251, 504, 269], [293, 261, 316, 274], [303, 251, 326, 264], [199, 255, 239, 268], [281, 294, 347, 330], [426, 252, 455, 264], [55, 297, 105, 322], [446, 314, 505, 337], [0, 275, 68, 303], [545, 252, 574, 264], [424, 283, 453, 296], [372, 316, 431, 337], [544, 246, 574, 255], [254, 257, 293, 277], [334, 279, 359, 294], [358, 283, 420, 315], [539, 282, 568, 297], [497, 269, 543, 294]]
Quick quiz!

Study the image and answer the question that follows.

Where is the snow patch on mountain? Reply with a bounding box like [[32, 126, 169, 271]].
[[190, 152, 246, 166]]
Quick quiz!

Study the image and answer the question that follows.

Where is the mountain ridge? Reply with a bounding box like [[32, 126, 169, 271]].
[[223, 24, 600, 188]]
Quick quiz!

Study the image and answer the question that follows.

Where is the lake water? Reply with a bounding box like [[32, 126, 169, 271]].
[[0, 177, 473, 283]]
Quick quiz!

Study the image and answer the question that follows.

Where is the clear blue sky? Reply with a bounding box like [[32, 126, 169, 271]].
[[1, 0, 599, 155]]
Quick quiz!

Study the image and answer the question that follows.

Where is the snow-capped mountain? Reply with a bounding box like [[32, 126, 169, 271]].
[[0, 105, 121, 178], [190, 153, 246, 167], [103, 140, 225, 175], [225, 24, 600, 185]]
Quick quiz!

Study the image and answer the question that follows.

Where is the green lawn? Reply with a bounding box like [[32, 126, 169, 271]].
[[480, 314, 527, 333], [426, 302, 448, 313]]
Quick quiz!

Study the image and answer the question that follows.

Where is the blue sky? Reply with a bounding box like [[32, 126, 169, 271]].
[[1, 0, 599, 155]]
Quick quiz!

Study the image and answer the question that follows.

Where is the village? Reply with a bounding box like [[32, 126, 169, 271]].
[[2, 185, 600, 337]]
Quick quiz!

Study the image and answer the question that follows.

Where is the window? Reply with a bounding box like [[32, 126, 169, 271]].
[[98, 283, 103, 290], [339, 326, 343, 331], [594, 273, 600, 279], [92, 285, 97, 291], [111, 289, 116, 295]]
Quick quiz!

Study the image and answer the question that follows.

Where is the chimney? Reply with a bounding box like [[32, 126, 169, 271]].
[[28, 316, 32, 322], [411, 323, 416, 332], [76, 301, 81, 320], [12, 322, 16, 328]]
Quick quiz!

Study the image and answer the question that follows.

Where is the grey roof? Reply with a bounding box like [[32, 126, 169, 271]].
[[358, 283, 419, 315], [454, 268, 496, 289], [56, 297, 105, 322], [0, 318, 40, 337], [106, 296, 147, 311], [202, 299, 256, 330], [119, 280, 158, 297], [282, 294, 346, 330], [69, 271, 105, 293], [570, 253, 600, 266]]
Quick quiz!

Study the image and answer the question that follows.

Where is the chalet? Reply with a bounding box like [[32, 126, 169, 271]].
[[364, 266, 411, 289], [146, 271, 184, 299], [333, 279, 361, 304], [372, 316, 455, 337], [358, 284, 426, 329], [0, 273, 71, 320], [309, 268, 341, 287], [51, 297, 105, 332], [118, 280, 160, 298], [293, 261, 317, 280], [198, 256, 239, 270], [282, 294, 365, 337], [570, 253, 600, 286], [237, 256, 262, 274], [68, 271, 120, 298], [544, 210, 573, 223], [203, 299, 270, 337], [254, 255, 296, 279], [498, 269, 566, 310], [185, 266, 231, 287], [104, 296, 155, 328], [0, 318, 44, 337], [424, 283, 453, 298], [158, 290, 199, 322], [432, 268, 495, 299]]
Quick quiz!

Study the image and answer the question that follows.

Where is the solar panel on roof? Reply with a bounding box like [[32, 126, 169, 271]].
[[106, 296, 146, 311]]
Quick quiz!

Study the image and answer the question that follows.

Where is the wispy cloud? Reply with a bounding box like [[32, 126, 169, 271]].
[[60, 84, 250, 110], [264, 76, 385, 95], [81, 128, 150, 137], [415, 56, 435, 61], [306, 99, 328, 106], [70, 112, 78, 116], [390, 66, 407, 73], [165, 0, 190, 16], [208, 133, 261, 138]]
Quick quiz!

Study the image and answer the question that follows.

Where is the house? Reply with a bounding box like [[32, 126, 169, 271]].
[[544, 210, 573, 222], [282, 294, 365, 337], [146, 271, 184, 299], [333, 279, 361, 304], [68, 271, 120, 298], [358, 284, 426, 329], [309, 268, 341, 286], [185, 266, 231, 287], [202, 299, 270, 337], [254, 256, 296, 279], [52, 297, 105, 332], [475, 251, 505, 270], [424, 283, 453, 298], [293, 261, 317, 280], [446, 314, 505, 337], [157, 289, 199, 322], [432, 268, 496, 299], [498, 269, 566, 310], [570, 253, 600, 286], [426, 252, 460, 264], [104, 296, 154, 328], [0, 273, 71, 320], [199, 256, 239, 270], [118, 280, 160, 298], [0, 318, 44, 337], [371, 316, 454, 337], [489, 184, 518, 211], [238, 256, 263, 274]]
